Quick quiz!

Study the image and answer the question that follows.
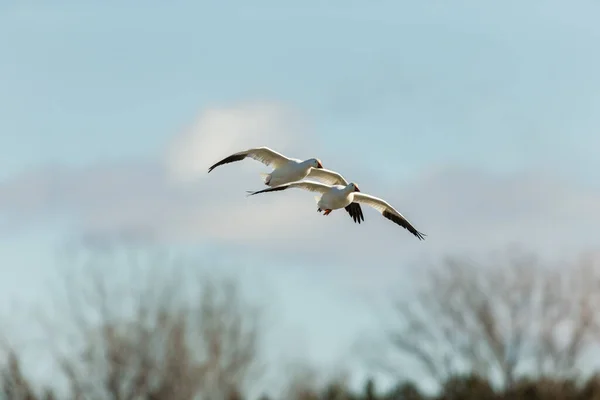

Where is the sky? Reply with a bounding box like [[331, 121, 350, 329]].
[[1, 0, 600, 394]]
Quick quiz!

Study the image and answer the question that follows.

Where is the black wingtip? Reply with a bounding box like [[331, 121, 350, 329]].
[[381, 209, 426, 240], [345, 203, 365, 224], [207, 153, 247, 174]]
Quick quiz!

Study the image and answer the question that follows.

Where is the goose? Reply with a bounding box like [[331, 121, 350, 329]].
[[247, 181, 426, 240], [208, 146, 364, 224]]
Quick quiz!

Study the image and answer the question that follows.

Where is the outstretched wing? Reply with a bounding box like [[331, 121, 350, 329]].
[[306, 168, 349, 186], [352, 193, 426, 240], [246, 180, 332, 197], [208, 147, 291, 173]]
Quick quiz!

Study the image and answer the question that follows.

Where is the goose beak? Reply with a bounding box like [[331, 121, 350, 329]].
[[316, 161, 324, 169], [354, 186, 361, 192]]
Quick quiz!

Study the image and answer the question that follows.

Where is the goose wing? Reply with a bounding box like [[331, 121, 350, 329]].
[[246, 180, 332, 196], [208, 147, 291, 173], [352, 193, 426, 240], [306, 168, 349, 186]]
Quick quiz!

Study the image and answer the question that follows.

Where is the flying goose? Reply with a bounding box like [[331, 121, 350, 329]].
[[247, 180, 425, 239]]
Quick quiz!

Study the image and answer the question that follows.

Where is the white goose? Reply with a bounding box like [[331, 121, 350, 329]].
[[209, 146, 365, 224], [247, 180, 426, 240]]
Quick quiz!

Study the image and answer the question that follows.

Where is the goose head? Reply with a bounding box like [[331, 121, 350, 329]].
[[308, 158, 324, 169]]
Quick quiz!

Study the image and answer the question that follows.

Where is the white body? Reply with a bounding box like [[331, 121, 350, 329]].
[[316, 184, 355, 210], [267, 159, 314, 186], [264, 157, 350, 188]]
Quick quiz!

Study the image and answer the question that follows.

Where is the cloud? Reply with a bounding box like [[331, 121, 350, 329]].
[[0, 101, 599, 295], [337, 166, 600, 293], [0, 101, 333, 248], [164, 101, 314, 183]]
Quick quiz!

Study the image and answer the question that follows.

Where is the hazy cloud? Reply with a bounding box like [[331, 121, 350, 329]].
[[0, 102, 330, 248], [164, 101, 315, 183], [338, 166, 600, 293], [0, 102, 598, 293]]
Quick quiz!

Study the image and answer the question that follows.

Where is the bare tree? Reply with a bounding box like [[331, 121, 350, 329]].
[[0, 350, 38, 400], [37, 239, 265, 400], [371, 247, 600, 389]]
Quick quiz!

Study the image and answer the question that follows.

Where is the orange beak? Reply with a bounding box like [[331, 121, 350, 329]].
[[316, 161, 324, 169], [354, 186, 360, 192]]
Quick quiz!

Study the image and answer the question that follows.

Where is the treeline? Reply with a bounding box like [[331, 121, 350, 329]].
[[4, 355, 600, 400], [280, 374, 600, 399], [1, 242, 599, 399]]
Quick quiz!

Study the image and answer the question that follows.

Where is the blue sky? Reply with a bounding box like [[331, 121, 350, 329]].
[[1, 0, 600, 394]]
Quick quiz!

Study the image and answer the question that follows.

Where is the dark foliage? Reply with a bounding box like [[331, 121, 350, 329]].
[[2, 352, 600, 400]]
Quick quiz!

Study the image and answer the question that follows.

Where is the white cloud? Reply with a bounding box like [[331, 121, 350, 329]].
[[0, 102, 334, 247], [164, 101, 312, 183]]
